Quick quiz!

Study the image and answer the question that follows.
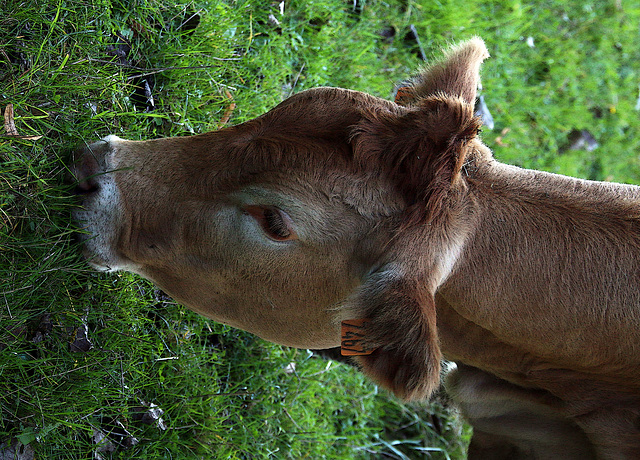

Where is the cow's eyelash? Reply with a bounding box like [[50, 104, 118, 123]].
[[243, 205, 297, 241], [262, 207, 291, 240]]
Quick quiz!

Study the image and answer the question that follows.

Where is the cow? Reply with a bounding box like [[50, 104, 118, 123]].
[[70, 38, 640, 459]]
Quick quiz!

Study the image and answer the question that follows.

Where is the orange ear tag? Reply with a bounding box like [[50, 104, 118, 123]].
[[394, 86, 414, 104], [341, 319, 375, 356]]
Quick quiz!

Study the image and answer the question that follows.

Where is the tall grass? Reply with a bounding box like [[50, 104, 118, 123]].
[[2, 0, 639, 458]]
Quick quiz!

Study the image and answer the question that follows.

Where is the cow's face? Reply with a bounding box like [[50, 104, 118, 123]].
[[72, 38, 488, 400], [71, 88, 407, 349]]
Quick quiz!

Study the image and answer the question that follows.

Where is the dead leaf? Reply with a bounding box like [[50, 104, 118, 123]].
[[2, 104, 43, 140], [495, 127, 511, 147], [567, 129, 598, 152], [267, 13, 281, 28], [92, 429, 116, 459], [132, 401, 167, 430], [216, 90, 236, 128], [1, 134, 43, 140], [3, 104, 18, 136], [0, 439, 35, 460], [69, 321, 93, 353], [92, 418, 138, 459]]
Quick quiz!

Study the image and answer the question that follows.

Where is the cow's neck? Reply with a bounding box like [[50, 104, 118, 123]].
[[436, 148, 640, 382]]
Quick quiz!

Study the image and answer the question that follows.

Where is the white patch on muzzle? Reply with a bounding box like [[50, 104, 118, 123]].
[[73, 135, 138, 272]]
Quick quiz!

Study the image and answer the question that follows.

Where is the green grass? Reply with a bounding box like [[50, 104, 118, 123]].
[[2, 0, 640, 458]]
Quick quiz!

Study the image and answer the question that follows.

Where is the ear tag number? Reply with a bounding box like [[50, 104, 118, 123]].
[[394, 86, 414, 104], [341, 319, 375, 356]]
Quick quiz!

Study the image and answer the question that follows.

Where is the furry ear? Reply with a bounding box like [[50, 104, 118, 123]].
[[395, 37, 489, 107], [352, 95, 480, 224], [346, 268, 442, 401]]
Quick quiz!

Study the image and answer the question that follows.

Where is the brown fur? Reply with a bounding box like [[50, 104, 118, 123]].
[[70, 38, 640, 458]]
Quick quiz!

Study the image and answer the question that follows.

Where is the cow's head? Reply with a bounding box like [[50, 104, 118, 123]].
[[71, 38, 489, 399]]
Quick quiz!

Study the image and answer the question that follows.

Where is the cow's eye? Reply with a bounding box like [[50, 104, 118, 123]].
[[243, 205, 297, 241]]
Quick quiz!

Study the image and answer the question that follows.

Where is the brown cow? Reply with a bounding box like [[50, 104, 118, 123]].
[[70, 38, 640, 459]]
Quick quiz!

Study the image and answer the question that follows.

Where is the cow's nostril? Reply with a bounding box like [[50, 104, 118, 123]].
[[71, 148, 102, 195], [74, 177, 99, 195]]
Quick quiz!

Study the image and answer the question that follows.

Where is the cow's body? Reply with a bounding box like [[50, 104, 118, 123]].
[[71, 38, 640, 458], [436, 156, 640, 458]]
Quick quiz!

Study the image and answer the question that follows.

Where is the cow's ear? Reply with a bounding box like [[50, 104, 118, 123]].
[[352, 95, 480, 224], [395, 37, 489, 106], [344, 268, 441, 401]]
